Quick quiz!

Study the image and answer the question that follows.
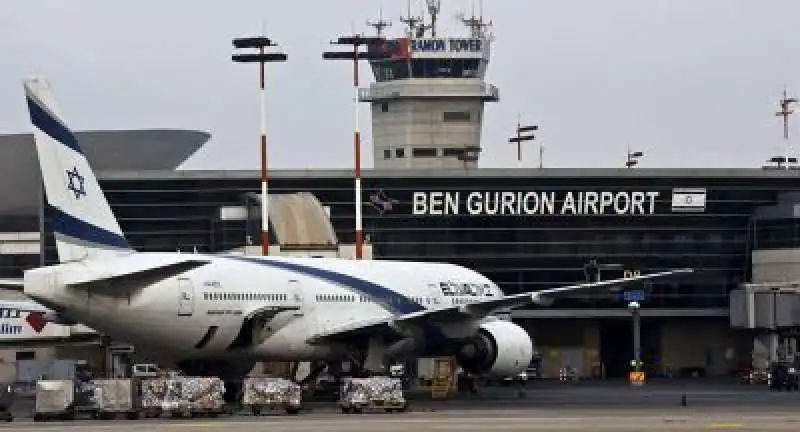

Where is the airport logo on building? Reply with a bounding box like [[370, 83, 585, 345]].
[[369, 189, 399, 215], [411, 191, 661, 216], [670, 188, 707, 213]]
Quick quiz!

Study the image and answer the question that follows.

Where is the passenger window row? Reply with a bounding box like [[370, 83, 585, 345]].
[[203, 292, 287, 302], [313, 294, 437, 306]]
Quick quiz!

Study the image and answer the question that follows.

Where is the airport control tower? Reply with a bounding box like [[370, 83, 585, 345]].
[[359, 1, 498, 170]]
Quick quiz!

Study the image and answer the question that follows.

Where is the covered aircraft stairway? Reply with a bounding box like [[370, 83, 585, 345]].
[[220, 192, 372, 259]]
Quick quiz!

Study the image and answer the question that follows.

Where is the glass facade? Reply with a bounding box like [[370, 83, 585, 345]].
[[27, 171, 800, 312]]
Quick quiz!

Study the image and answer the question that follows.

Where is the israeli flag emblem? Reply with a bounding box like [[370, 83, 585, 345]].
[[671, 188, 707, 212]]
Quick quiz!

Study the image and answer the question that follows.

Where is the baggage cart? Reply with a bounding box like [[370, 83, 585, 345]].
[[242, 377, 302, 415], [92, 379, 141, 420], [338, 377, 408, 414], [33, 380, 99, 421]]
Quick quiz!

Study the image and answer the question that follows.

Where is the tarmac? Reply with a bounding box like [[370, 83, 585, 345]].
[[3, 379, 800, 431]]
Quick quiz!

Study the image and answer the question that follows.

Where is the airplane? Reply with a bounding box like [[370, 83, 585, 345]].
[[0, 77, 692, 401]]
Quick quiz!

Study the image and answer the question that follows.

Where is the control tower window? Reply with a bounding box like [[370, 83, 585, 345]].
[[372, 60, 411, 82], [443, 111, 471, 122], [410, 59, 481, 79], [412, 148, 438, 158]]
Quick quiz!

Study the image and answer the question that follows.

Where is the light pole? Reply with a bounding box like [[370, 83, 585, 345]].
[[322, 34, 387, 259], [776, 88, 797, 171], [508, 120, 538, 168], [232, 35, 288, 256], [628, 301, 642, 380], [625, 148, 644, 168]]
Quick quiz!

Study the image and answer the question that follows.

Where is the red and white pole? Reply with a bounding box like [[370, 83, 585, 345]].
[[353, 45, 363, 260], [259, 46, 270, 256]]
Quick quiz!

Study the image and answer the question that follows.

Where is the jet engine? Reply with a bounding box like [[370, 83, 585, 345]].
[[455, 320, 533, 377]]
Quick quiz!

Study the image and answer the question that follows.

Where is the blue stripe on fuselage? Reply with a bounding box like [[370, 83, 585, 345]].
[[46, 204, 131, 250], [26, 95, 83, 155], [225, 256, 425, 315], [227, 256, 453, 355]]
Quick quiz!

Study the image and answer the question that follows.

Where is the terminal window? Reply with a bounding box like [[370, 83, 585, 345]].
[[412, 148, 438, 158], [443, 111, 471, 122], [395, 148, 405, 158], [443, 148, 465, 158], [383, 149, 391, 159]]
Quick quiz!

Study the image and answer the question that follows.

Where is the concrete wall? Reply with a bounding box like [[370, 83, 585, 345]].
[[0, 347, 56, 382], [752, 248, 800, 282], [522, 319, 601, 379], [659, 319, 737, 376], [366, 79, 496, 170]]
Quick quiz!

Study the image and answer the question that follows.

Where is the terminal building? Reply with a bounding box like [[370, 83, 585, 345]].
[[2, 6, 800, 381]]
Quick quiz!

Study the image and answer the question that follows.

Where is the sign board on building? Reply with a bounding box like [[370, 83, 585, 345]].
[[623, 290, 645, 302], [411, 191, 662, 216], [403, 189, 709, 216], [409, 38, 488, 59], [0, 311, 95, 341]]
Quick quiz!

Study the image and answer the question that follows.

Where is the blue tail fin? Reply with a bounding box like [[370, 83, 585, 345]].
[[23, 77, 133, 263]]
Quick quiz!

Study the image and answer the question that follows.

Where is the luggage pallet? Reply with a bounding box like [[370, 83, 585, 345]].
[[339, 400, 408, 414], [33, 405, 98, 422], [247, 403, 301, 416], [95, 409, 141, 420], [145, 407, 229, 419]]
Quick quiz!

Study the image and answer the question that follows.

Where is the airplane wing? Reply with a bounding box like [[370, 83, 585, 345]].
[[306, 268, 693, 344]]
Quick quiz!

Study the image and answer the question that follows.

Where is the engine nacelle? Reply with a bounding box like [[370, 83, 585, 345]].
[[455, 320, 533, 377]]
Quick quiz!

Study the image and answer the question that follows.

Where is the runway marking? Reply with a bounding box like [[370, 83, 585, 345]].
[[707, 424, 742, 429]]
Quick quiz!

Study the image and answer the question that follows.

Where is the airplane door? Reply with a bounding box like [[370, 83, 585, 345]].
[[177, 278, 194, 316], [288, 280, 303, 315]]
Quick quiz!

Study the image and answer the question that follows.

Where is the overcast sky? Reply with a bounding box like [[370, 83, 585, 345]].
[[2, 0, 800, 170]]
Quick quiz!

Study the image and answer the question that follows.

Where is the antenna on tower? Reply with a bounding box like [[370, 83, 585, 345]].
[[426, 0, 441, 37], [367, 7, 392, 36], [459, 12, 486, 38], [401, 0, 424, 38]]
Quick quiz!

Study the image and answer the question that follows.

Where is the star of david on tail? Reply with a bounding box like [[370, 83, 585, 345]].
[[66, 166, 86, 199]]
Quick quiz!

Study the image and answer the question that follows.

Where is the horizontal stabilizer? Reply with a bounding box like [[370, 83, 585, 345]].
[[65, 256, 210, 293], [0, 279, 24, 292]]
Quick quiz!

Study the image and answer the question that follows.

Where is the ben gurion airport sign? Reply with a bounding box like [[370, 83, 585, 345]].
[[409, 189, 707, 216]]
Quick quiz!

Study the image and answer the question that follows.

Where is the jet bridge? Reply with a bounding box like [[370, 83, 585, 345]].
[[730, 282, 800, 367]]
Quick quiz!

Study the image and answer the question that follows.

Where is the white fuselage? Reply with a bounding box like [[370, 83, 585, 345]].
[[23, 253, 504, 368]]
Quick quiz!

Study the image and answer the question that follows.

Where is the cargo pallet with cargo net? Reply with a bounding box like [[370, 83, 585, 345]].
[[337, 377, 408, 414], [242, 376, 303, 416]]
